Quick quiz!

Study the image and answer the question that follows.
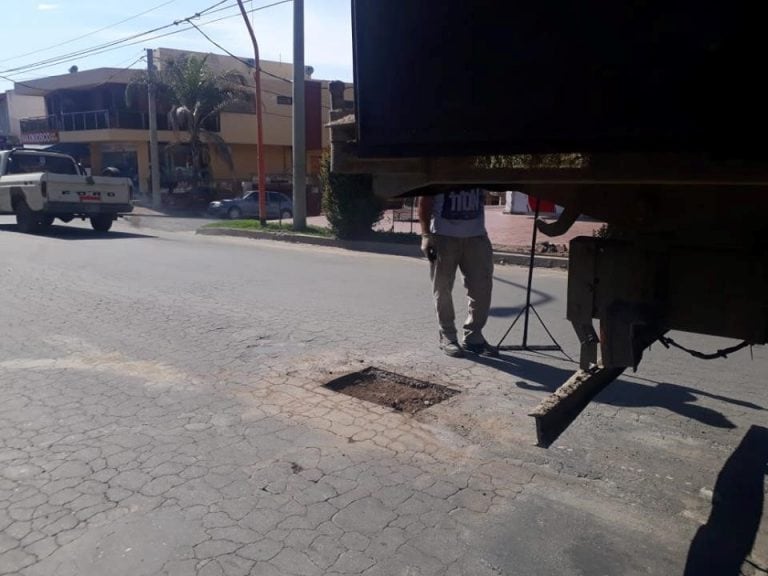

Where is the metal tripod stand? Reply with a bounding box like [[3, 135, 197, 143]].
[[496, 201, 572, 359]]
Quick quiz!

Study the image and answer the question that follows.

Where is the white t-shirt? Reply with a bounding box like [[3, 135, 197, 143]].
[[430, 189, 487, 238]]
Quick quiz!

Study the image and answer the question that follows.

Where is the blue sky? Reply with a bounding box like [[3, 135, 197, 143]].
[[0, 0, 353, 91]]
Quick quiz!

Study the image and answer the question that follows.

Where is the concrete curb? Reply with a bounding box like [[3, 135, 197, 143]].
[[493, 251, 569, 269], [197, 227, 569, 269], [197, 227, 422, 259]]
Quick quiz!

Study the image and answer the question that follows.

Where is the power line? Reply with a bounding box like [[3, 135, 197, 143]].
[[0, 0, 288, 81], [1, 52, 147, 92], [0, 21, 180, 75], [77, 9, 249, 65], [0, 0, 293, 81], [187, 20, 253, 69], [0, 0, 285, 78], [1, 0, 299, 90], [111, 52, 149, 70], [0, 0, 240, 77], [84, 54, 149, 89], [0, 0, 181, 66], [183, 1, 294, 83], [261, 69, 292, 84]]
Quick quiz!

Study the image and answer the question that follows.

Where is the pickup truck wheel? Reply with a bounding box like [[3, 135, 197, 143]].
[[39, 216, 54, 231], [90, 215, 113, 233], [228, 206, 242, 220], [281, 209, 292, 220], [15, 201, 42, 233]]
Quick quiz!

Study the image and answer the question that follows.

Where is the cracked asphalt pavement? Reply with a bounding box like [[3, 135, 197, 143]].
[[0, 217, 766, 575]]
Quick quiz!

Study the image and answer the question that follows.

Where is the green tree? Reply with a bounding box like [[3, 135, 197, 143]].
[[127, 55, 246, 188], [320, 155, 384, 239]]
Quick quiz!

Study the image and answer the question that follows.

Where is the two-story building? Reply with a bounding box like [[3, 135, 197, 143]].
[[0, 89, 46, 138], [12, 47, 353, 209]]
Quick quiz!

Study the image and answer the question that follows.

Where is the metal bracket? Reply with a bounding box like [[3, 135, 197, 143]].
[[572, 322, 599, 370], [535, 204, 581, 237]]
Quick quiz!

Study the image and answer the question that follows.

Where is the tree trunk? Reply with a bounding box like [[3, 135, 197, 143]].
[[190, 126, 202, 189]]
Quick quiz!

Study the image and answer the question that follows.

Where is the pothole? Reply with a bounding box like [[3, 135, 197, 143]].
[[325, 367, 459, 413]]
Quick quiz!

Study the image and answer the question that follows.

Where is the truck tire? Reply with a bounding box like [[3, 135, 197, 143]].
[[90, 215, 113, 233], [228, 206, 242, 220], [14, 199, 42, 234]]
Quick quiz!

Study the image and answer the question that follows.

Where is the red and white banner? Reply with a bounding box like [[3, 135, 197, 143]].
[[504, 191, 561, 216]]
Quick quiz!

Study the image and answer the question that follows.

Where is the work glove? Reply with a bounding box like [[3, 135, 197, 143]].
[[421, 234, 437, 261]]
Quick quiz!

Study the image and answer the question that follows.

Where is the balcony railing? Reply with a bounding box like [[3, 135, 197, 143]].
[[20, 109, 220, 135]]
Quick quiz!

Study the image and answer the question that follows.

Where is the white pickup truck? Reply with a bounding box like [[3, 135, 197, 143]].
[[0, 149, 133, 233]]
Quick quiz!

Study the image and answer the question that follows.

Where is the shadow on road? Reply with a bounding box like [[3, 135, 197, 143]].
[[489, 277, 556, 318], [684, 425, 768, 576], [0, 224, 156, 240], [465, 352, 763, 429]]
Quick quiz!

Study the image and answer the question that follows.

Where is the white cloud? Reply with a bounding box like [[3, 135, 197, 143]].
[[37, 3, 59, 10]]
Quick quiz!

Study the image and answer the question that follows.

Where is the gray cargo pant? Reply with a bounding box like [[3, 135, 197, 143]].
[[429, 234, 494, 345]]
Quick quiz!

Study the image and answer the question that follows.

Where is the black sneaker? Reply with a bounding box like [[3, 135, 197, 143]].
[[463, 340, 499, 357], [440, 341, 465, 358]]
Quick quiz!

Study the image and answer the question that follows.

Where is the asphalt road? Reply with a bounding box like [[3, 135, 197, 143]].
[[0, 216, 766, 576]]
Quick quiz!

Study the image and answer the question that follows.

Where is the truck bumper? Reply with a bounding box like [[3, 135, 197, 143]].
[[44, 202, 134, 215]]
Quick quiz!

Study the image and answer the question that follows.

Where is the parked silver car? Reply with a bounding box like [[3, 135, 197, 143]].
[[207, 191, 293, 220]]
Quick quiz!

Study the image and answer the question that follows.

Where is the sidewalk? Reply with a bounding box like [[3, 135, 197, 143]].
[[133, 203, 600, 267], [306, 205, 602, 251], [132, 203, 601, 251]]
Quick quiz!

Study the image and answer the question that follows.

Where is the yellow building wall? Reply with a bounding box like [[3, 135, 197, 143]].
[[209, 144, 291, 183], [218, 77, 352, 151], [218, 112, 292, 147], [61, 129, 177, 144], [210, 145, 325, 182]]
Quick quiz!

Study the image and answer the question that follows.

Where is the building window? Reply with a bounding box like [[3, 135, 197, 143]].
[[277, 95, 293, 106]]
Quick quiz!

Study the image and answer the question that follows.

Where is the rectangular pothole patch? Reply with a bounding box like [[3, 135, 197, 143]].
[[325, 367, 459, 414]]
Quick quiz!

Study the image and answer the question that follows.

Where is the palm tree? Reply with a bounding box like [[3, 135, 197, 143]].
[[127, 55, 247, 192]]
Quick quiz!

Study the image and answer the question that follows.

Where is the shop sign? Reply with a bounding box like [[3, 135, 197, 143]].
[[20, 131, 59, 145]]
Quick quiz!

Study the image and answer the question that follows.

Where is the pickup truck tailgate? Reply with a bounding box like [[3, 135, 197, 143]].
[[44, 174, 133, 211]]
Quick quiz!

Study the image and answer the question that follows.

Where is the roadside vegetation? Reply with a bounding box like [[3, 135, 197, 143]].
[[126, 55, 246, 195], [203, 220, 332, 236], [202, 155, 396, 242], [320, 155, 384, 239]]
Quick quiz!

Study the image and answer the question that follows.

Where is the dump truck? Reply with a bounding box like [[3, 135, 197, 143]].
[[330, 0, 766, 446]]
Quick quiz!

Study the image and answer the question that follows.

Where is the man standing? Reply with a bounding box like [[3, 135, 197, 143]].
[[418, 189, 498, 357]]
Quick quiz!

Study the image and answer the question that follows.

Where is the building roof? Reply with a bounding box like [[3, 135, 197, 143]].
[[13, 47, 327, 98], [14, 68, 139, 97], [155, 47, 299, 80]]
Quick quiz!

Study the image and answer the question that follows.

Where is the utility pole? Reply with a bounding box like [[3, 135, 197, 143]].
[[292, 0, 306, 229], [235, 0, 267, 225], [147, 49, 162, 210]]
